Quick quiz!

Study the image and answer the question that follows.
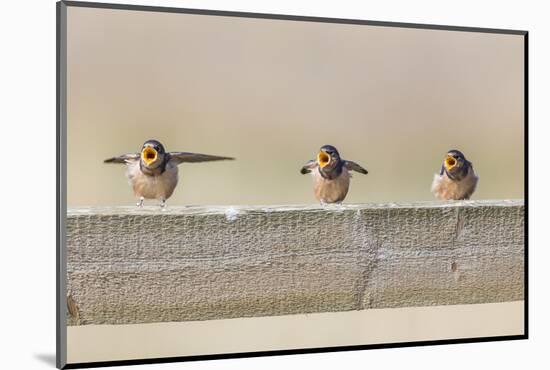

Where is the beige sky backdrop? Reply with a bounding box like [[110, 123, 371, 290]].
[[67, 7, 524, 207]]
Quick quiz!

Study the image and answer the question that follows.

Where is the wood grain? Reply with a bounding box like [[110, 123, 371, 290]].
[[66, 200, 524, 326]]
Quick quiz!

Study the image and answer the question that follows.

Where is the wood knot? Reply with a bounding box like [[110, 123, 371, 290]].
[[451, 262, 458, 272], [67, 293, 80, 322], [450, 262, 462, 282]]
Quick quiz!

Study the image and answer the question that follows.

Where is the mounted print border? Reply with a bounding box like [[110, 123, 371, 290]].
[[57, 1, 528, 368]]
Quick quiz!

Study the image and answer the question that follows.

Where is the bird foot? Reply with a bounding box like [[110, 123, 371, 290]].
[[136, 197, 144, 207]]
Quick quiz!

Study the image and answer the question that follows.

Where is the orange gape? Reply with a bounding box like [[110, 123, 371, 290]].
[[141, 147, 158, 165], [317, 152, 330, 168], [445, 155, 457, 170]]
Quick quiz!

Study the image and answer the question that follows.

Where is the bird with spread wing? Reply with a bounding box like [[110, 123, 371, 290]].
[[104, 139, 234, 207]]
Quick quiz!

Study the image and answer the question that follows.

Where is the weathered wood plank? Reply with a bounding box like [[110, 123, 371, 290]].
[[66, 200, 524, 326]]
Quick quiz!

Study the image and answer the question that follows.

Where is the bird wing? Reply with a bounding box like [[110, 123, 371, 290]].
[[300, 160, 317, 174], [168, 152, 234, 165], [344, 160, 368, 174], [104, 153, 140, 164]]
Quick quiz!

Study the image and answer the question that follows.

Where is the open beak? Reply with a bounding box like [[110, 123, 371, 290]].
[[141, 147, 158, 166], [317, 151, 331, 168], [444, 155, 457, 171]]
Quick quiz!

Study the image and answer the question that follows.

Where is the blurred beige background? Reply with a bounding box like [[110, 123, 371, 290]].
[[67, 7, 524, 207], [67, 301, 524, 363]]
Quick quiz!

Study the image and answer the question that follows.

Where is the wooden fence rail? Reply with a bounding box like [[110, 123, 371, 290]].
[[66, 200, 524, 326]]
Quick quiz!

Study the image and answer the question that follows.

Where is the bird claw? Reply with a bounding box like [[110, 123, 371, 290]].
[[136, 197, 144, 208]]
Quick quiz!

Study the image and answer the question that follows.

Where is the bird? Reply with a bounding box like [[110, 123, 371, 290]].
[[431, 149, 478, 200], [104, 139, 234, 207], [300, 145, 368, 204]]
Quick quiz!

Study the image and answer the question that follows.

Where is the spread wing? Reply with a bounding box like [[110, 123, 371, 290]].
[[344, 160, 368, 174], [104, 153, 140, 164], [168, 152, 234, 165], [300, 160, 317, 174]]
